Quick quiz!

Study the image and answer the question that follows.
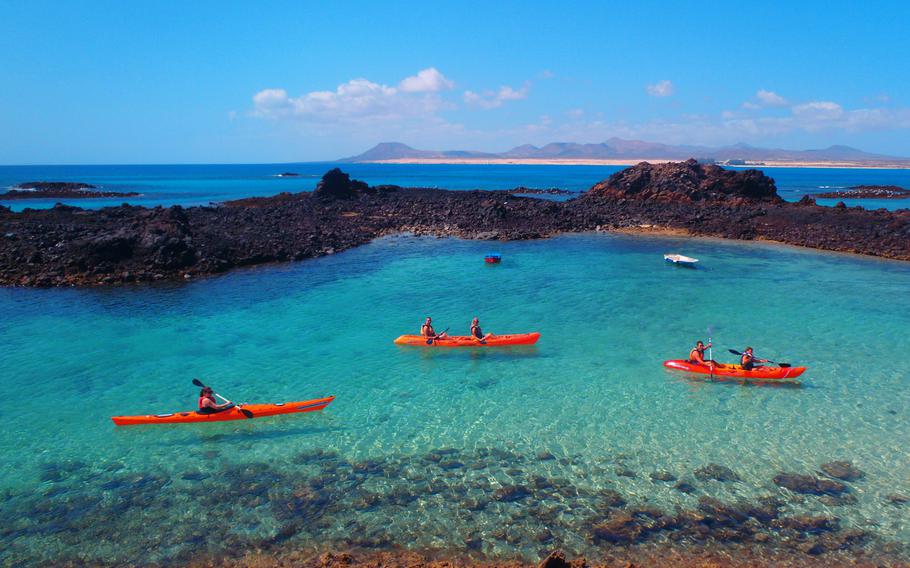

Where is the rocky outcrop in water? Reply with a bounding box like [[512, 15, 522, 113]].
[[0, 180, 139, 200], [1, 164, 909, 286], [588, 159, 782, 204], [812, 185, 910, 199]]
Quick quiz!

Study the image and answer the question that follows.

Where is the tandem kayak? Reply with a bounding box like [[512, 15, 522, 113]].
[[111, 396, 335, 426], [663, 360, 806, 380], [394, 332, 540, 347]]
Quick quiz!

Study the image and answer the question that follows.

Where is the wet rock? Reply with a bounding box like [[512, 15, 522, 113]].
[[819, 460, 865, 481], [614, 466, 637, 478], [650, 470, 677, 482], [694, 464, 740, 482], [538, 550, 570, 568], [493, 485, 532, 502], [773, 472, 848, 495], [536, 450, 556, 461], [696, 497, 748, 525]]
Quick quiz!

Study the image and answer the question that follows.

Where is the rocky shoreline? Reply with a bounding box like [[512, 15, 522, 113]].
[[0, 162, 908, 287]]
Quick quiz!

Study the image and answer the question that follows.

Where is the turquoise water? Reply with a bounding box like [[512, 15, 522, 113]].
[[1, 233, 909, 565], [2, 163, 909, 211]]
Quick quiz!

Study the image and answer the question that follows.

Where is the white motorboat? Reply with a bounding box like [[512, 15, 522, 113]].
[[664, 254, 699, 266]]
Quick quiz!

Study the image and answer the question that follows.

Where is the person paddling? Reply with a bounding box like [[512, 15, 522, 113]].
[[470, 317, 493, 343], [420, 317, 449, 340], [198, 385, 234, 414], [740, 347, 769, 370], [688, 340, 714, 368]]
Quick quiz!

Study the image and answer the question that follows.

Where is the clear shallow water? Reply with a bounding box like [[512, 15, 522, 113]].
[[1, 163, 909, 211], [1, 234, 909, 565]]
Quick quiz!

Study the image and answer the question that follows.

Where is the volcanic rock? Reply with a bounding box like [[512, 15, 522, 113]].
[[587, 159, 781, 203], [694, 464, 740, 482], [773, 473, 849, 495], [819, 461, 864, 481], [313, 168, 369, 200]]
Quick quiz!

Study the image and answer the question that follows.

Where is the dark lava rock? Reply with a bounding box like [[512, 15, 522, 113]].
[[819, 460, 865, 481], [537, 550, 569, 568], [650, 470, 677, 482], [313, 168, 368, 200], [493, 485, 532, 502], [588, 159, 781, 203], [536, 450, 556, 461], [1, 180, 139, 200], [15, 181, 96, 191], [694, 463, 740, 482], [773, 472, 848, 495], [814, 185, 910, 199]]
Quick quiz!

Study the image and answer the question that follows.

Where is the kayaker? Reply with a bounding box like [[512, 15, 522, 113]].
[[198, 386, 234, 414], [688, 340, 714, 368], [740, 347, 768, 370], [470, 317, 493, 343], [420, 317, 449, 340]]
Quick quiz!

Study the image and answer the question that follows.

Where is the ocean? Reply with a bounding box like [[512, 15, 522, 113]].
[[2, 162, 910, 211], [1, 228, 909, 565]]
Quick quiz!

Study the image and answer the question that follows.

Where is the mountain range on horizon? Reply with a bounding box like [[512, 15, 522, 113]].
[[341, 138, 909, 164]]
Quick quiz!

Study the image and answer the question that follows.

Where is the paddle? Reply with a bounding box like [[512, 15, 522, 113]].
[[426, 327, 450, 345], [727, 349, 791, 368], [192, 378, 253, 418], [707, 326, 714, 379]]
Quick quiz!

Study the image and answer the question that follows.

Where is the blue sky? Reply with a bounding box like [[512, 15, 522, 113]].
[[1, 0, 909, 164]]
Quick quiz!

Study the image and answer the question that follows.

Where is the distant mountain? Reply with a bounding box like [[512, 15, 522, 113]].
[[341, 139, 907, 163]]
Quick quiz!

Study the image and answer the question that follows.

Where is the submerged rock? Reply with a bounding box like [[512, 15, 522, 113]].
[[819, 460, 865, 481], [694, 463, 740, 482], [773, 473, 849, 495], [650, 470, 677, 482]]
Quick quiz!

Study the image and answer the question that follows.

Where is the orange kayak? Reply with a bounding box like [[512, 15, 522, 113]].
[[663, 360, 806, 380], [111, 396, 335, 426], [394, 332, 540, 347]]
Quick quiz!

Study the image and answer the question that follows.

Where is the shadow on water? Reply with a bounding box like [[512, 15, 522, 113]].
[[669, 372, 807, 391], [404, 345, 542, 360], [114, 425, 344, 446]]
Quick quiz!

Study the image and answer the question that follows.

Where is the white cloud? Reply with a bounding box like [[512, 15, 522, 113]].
[[398, 67, 454, 93], [511, 99, 910, 149], [742, 89, 789, 110], [646, 80, 674, 97], [464, 83, 530, 109], [251, 70, 453, 123], [792, 100, 844, 119], [756, 89, 788, 107]]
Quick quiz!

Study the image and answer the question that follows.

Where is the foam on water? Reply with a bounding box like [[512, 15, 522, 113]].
[[0, 233, 908, 565]]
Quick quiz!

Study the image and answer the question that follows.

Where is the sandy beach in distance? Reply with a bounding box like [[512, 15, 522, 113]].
[[364, 158, 910, 169]]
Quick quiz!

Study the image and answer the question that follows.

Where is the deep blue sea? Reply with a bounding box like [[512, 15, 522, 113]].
[[0, 163, 909, 566], [1, 162, 909, 211]]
